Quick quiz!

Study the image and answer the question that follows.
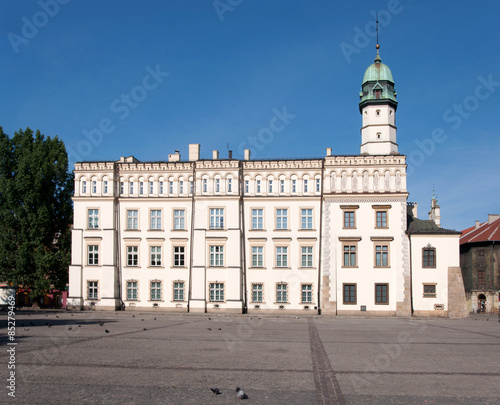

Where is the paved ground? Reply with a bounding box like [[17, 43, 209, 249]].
[[1, 310, 500, 404]]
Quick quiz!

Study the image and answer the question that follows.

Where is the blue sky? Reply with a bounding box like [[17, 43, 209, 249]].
[[1, 0, 499, 231]]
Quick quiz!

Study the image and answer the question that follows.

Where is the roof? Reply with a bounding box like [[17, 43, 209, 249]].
[[407, 215, 461, 235], [460, 218, 500, 244], [362, 50, 395, 84]]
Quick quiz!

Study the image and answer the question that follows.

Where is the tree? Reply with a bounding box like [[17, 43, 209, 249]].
[[0, 127, 73, 296]]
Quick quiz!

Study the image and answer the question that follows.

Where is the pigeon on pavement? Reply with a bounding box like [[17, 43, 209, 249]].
[[210, 388, 222, 395], [236, 387, 248, 400]]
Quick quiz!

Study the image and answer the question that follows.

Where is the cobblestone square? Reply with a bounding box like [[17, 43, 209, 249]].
[[1, 311, 499, 404]]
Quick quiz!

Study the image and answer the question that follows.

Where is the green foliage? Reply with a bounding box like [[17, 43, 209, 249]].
[[0, 127, 73, 296]]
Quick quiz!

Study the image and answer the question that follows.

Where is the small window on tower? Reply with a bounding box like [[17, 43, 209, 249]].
[[376, 109, 381, 116], [377, 132, 381, 139], [374, 90, 381, 99]]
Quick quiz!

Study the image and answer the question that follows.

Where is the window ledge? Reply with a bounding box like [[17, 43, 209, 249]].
[[273, 267, 291, 270], [148, 300, 165, 303], [298, 267, 317, 270], [170, 300, 186, 303], [273, 229, 291, 232], [299, 228, 316, 232], [172, 229, 188, 232]]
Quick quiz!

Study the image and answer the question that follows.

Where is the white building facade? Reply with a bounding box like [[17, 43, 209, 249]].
[[67, 48, 467, 317]]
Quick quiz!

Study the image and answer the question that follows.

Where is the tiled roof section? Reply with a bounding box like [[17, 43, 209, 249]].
[[407, 215, 461, 235], [460, 218, 500, 244]]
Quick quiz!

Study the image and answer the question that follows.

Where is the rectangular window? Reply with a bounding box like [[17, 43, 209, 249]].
[[423, 248, 436, 268], [150, 281, 162, 301], [88, 209, 99, 229], [280, 179, 285, 193], [173, 246, 185, 267], [104, 181, 108, 194], [252, 283, 263, 303], [210, 208, 224, 229], [215, 178, 220, 193], [169, 181, 174, 194], [139, 182, 144, 195], [301, 246, 313, 267], [251, 209, 263, 230], [88, 281, 98, 299], [173, 209, 185, 230], [276, 209, 288, 229], [316, 178, 321, 192], [210, 245, 224, 266], [304, 179, 308, 193], [150, 246, 162, 267], [344, 211, 355, 228], [120, 182, 124, 195], [127, 246, 138, 266], [129, 181, 134, 194], [173, 281, 184, 301], [127, 210, 138, 230], [478, 270, 485, 285], [268, 180, 273, 193], [423, 284, 436, 298], [251, 246, 263, 267], [276, 246, 288, 267], [149, 181, 154, 194], [82, 181, 87, 194], [159, 181, 164, 194], [375, 245, 389, 267], [190, 180, 194, 195], [179, 181, 184, 194], [92, 181, 97, 193], [343, 283, 356, 304], [245, 180, 249, 194], [376, 211, 387, 228], [150, 210, 162, 230], [301, 209, 313, 229], [343, 244, 357, 267], [228, 178, 232, 193], [375, 283, 388, 304], [301, 284, 313, 303], [276, 283, 287, 303], [126, 281, 138, 300], [292, 179, 297, 193], [88, 245, 99, 265], [256, 180, 261, 193], [203, 178, 208, 193], [209, 283, 224, 302]]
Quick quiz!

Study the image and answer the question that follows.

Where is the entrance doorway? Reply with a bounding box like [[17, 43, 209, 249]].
[[478, 294, 486, 313]]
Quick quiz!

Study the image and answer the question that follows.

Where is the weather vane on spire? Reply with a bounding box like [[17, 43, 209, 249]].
[[376, 12, 379, 49]]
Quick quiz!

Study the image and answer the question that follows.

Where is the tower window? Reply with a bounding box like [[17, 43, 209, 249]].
[[376, 109, 381, 116], [377, 132, 381, 139], [374, 90, 381, 99]]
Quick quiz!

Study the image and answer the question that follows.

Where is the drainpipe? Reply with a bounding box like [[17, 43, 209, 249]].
[[188, 161, 196, 313], [239, 160, 248, 314], [408, 230, 414, 316], [114, 161, 123, 310], [317, 158, 325, 315]]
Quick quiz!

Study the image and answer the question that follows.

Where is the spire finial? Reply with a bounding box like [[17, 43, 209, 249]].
[[374, 13, 381, 63]]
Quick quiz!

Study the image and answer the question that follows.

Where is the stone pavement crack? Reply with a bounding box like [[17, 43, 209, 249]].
[[308, 319, 346, 405]]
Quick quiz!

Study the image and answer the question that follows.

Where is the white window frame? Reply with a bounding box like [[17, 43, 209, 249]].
[[210, 208, 224, 230], [209, 245, 224, 267], [173, 209, 185, 230], [127, 209, 138, 230]]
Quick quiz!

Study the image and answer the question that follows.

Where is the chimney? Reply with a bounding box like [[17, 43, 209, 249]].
[[244, 149, 251, 160], [168, 151, 180, 162], [212, 150, 219, 160], [228, 150, 233, 159], [488, 214, 500, 224], [326, 147, 332, 156], [475, 220, 480, 229], [188, 144, 200, 161]]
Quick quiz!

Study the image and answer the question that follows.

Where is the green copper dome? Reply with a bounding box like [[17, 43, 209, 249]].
[[362, 52, 394, 84], [359, 47, 397, 112]]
